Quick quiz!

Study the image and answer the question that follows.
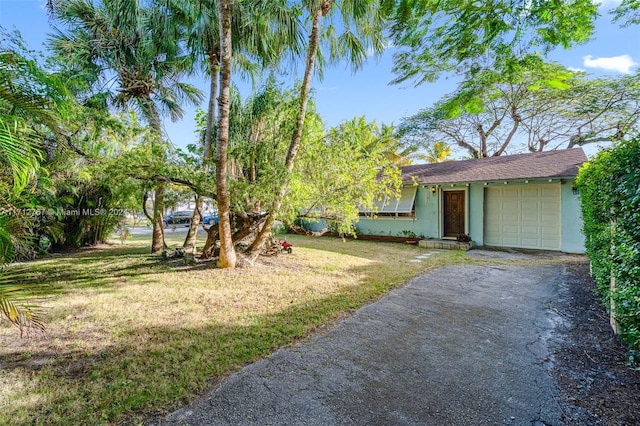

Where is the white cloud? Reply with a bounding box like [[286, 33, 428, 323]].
[[567, 66, 586, 73], [583, 54, 638, 74]]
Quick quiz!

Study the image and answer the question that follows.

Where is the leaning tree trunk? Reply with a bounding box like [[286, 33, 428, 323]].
[[183, 195, 202, 251], [246, 2, 326, 262], [215, 0, 237, 268], [201, 227, 220, 259], [183, 51, 220, 253]]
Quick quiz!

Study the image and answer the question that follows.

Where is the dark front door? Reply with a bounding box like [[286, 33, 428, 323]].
[[443, 190, 465, 237]]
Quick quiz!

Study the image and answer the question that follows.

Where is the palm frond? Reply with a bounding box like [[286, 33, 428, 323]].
[[0, 277, 46, 336], [0, 121, 39, 192]]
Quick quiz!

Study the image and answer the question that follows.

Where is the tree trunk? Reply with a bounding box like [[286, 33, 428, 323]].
[[201, 227, 220, 259], [183, 52, 219, 253], [246, 4, 325, 262], [183, 196, 202, 252], [215, 0, 237, 268], [142, 95, 167, 253], [151, 184, 165, 253]]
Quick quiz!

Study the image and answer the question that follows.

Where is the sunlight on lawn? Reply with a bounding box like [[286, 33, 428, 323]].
[[0, 234, 460, 425]]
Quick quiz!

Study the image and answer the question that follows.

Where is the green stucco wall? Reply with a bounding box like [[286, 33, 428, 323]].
[[560, 180, 586, 253], [355, 180, 585, 253], [468, 184, 484, 246], [357, 186, 439, 238]]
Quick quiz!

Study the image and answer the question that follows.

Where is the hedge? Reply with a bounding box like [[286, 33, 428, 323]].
[[576, 137, 640, 349]]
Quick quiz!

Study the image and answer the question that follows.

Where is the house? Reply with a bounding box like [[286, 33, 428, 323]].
[[358, 148, 587, 253]]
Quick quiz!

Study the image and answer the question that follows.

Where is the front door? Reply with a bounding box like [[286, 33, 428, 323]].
[[443, 190, 465, 237]]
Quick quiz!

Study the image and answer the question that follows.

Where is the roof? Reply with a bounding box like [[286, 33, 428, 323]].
[[401, 148, 587, 185]]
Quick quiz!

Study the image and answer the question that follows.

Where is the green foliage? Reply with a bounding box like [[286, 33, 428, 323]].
[[289, 116, 402, 234], [419, 141, 452, 163], [576, 137, 640, 349], [399, 60, 640, 157], [51, 0, 203, 128], [0, 28, 66, 193], [0, 28, 72, 334], [387, 0, 598, 86], [614, 0, 640, 26]]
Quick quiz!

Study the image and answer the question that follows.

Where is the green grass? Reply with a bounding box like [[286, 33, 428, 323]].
[[0, 232, 468, 425]]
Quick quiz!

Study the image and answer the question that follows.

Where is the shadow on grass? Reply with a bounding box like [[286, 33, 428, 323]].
[[7, 235, 416, 298], [7, 246, 180, 295], [2, 235, 457, 424], [1, 275, 403, 426]]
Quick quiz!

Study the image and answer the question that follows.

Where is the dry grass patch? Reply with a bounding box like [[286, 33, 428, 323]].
[[0, 233, 463, 425]]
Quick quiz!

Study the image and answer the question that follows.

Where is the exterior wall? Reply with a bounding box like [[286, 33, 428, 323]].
[[560, 180, 586, 253], [475, 180, 585, 253], [351, 179, 585, 253], [468, 184, 484, 246], [356, 186, 439, 238]]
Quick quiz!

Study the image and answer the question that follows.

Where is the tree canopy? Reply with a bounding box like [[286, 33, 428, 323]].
[[5, 0, 638, 271], [399, 60, 640, 157], [387, 0, 598, 85]]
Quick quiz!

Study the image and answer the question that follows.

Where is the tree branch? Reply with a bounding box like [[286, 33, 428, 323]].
[[125, 173, 218, 200]]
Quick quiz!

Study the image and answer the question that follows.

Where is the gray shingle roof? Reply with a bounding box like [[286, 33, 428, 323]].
[[401, 148, 587, 185]]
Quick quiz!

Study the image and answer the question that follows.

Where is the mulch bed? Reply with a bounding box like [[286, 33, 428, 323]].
[[551, 262, 640, 425]]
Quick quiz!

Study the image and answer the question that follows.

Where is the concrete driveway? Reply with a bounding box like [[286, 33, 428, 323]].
[[160, 253, 570, 426]]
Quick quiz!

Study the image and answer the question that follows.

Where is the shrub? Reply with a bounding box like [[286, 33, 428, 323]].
[[576, 137, 640, 348]]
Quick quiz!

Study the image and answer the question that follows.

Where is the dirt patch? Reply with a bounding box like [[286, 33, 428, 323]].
[[551, 263, 640, 425]]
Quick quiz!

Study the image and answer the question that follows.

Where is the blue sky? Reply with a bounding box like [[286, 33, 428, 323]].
[[1, 0, 638, 154]]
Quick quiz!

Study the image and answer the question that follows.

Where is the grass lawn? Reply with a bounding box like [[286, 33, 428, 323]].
[[0, 231, 466, 425]]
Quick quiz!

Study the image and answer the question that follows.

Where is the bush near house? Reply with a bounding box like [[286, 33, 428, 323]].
[[576, 137, 640, 349]]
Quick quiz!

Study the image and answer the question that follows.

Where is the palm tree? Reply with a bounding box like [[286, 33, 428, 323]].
[[215, 0, 236, 267], [172, 0, 302, 253], [51, 0, 203, 253], [342, 118, 416, 166], [0, 38, 60, 334], [420, 141, 453, 163], [244, 0, 388, 262]]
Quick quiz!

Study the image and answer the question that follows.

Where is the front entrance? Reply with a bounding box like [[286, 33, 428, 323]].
[[443, 190, 465, 237]]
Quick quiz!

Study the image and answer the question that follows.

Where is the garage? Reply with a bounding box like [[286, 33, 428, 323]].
[[484, 184, 561, 250]]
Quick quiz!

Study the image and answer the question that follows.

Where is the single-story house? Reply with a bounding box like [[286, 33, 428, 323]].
[[357, 148, 587, 253]]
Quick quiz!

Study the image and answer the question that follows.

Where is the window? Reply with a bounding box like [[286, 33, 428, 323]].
[[360, 185, 417, 218]]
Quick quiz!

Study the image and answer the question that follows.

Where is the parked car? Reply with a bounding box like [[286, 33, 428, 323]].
[[163, 210, 194, 227], [203, 213, 219, 225]]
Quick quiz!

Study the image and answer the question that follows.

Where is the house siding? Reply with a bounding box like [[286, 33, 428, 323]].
[[560, 180, 585, 253], [468, 184, 484, 247], [354, 180, 585, 254], [357, 186, 439, 238]]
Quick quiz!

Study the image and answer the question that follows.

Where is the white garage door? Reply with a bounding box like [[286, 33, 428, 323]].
[[484, 185, 561, 250]]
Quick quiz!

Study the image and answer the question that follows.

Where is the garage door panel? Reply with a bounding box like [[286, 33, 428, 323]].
[[541, 225, 560, 234], [540, 213, 558, 222], [541, 239, 560, 249], [522, 188, 541, 197], [502, 237, 520, 246], [521, 214, 540, 223], [484, 185, 561, 250], [502, 188, 519, 196], [521, 237, 541, 246], [541, 187, 559, 197], [521, 225, 540, 235], [540, 202, 560, 211]]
